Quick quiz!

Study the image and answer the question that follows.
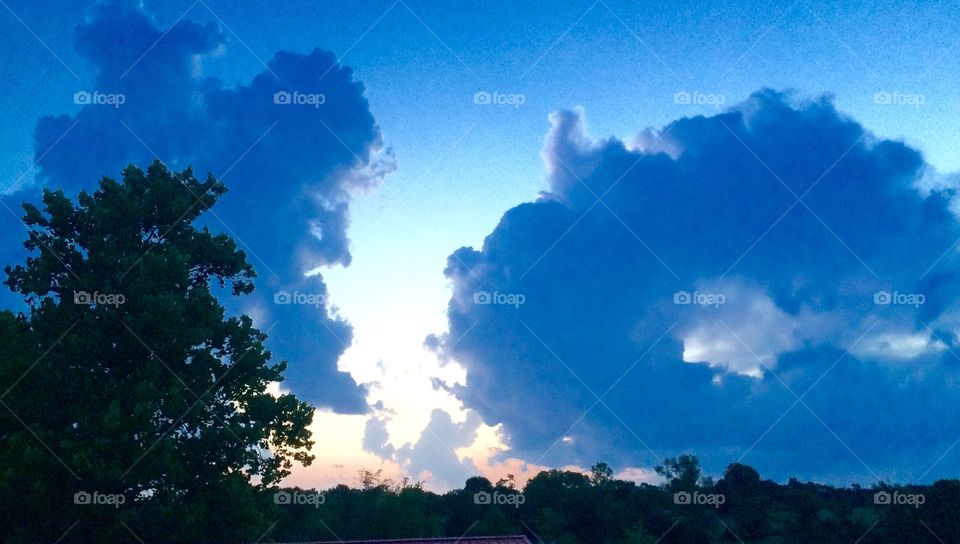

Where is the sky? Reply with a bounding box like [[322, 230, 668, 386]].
[[1, 0, 960, 491]]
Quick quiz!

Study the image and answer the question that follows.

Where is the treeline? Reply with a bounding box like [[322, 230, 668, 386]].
[[269, 457, 960, 544]]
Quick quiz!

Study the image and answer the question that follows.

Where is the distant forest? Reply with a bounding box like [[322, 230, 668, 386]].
[[269, 457, 960, 544]]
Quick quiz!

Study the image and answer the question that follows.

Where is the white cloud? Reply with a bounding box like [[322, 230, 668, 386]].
[[853, 332, 945, 361], [615, 467, 662, 485], [680, 282, 803, 376]]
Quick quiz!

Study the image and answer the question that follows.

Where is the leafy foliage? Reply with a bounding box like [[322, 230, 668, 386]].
[[266, 461, 960, 544], [0, 162, 314, 542]]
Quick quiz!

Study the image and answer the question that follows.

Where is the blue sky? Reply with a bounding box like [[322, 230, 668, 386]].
[[2, 0, 960, 490]]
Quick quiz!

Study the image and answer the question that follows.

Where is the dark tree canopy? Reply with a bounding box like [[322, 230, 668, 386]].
[[0, 162, 314, 542], [256, 458, 960, 544]]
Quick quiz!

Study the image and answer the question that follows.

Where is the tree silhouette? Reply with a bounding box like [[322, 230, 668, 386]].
[[0, 162, 315, 542]]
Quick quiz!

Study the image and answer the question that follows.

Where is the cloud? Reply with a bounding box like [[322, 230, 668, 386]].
[[363, 409, 483, 490], [615, 467, 661, 485], [434, 90, 960, 483], [363, 416, 396, 459], [5, 1, 393, 412], [678, 280, 806, 377]]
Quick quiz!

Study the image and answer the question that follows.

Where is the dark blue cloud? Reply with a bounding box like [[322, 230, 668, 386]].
[[3, 1, 393, 412], [436, 90, 960, 483]]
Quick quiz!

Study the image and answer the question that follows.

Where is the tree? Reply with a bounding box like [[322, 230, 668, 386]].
[[617, 524, 657, 544], [590, 461, 614, 486], [655, 454, 702, 492], [0, 162, 315, 543], [717, 463, 768, 540]]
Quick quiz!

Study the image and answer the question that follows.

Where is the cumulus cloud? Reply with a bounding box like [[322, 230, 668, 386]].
[[435, 90, 960, 483], [363, 417, 396, 459], [2, 1, 392, 411], [363, 409, 483, 490], [679, 280, 807, 377]]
